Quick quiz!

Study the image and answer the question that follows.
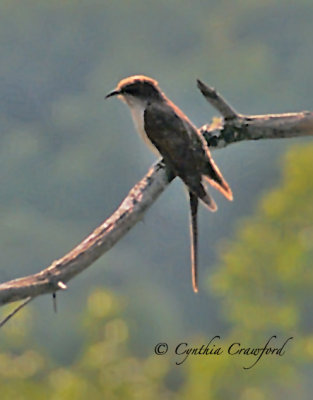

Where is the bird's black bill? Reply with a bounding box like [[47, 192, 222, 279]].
[[105, 89, 120, 99]]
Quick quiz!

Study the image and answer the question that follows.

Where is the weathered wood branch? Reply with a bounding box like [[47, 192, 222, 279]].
[[0, 160, 173, 306], [197, 79, 313, 148], [0, 80, 312, 318]]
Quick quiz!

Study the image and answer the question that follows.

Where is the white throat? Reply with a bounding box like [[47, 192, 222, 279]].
[[123, 96, 159, 155]]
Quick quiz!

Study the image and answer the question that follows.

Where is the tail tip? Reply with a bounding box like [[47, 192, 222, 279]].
[[193, 284, 199, 293]]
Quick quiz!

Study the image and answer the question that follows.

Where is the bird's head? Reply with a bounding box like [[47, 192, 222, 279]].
[[105, 75, 163, 107]]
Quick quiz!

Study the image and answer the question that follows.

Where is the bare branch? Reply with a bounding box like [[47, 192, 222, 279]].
[[0, 297, 33, 328], [197, 79, 313, 149], [0, 81, 312, 315], [200, 111, 313, 150], [0, 160, 173, 306], [197, 79, 239, 120]]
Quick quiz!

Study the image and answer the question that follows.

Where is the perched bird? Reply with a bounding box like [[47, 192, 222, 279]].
[[106, 75, 232, 292]]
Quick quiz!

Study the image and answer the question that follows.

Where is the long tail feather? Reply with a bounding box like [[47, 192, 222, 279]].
[[189, 191, 199, 293]]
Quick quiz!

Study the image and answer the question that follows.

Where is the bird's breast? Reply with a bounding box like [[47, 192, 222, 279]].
[[129, 103, 160, 155]]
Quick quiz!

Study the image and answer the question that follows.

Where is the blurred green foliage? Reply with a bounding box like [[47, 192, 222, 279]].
[[1, 143, 313, 398], [0, 289, 174, 400], [0, 0, 313, 397], [191, 143, 313, 399]]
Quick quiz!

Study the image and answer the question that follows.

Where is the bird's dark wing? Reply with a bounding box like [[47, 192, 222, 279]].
[[145, 102, 232, 202], [144, 102, 199, 175], [144, 101, 217, 211]]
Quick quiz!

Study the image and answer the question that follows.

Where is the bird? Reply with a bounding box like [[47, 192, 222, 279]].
[[106, 75, 232, 292]]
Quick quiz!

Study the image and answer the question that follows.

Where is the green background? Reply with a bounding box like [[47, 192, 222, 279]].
[[0, 0, 313, 398]]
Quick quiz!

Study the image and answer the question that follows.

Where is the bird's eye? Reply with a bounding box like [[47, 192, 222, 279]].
[[123, 85, 139, 96]]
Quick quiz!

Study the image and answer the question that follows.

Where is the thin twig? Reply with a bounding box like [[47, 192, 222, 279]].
[[52, 293, 57, 313], [0, 297, 33, 328]]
